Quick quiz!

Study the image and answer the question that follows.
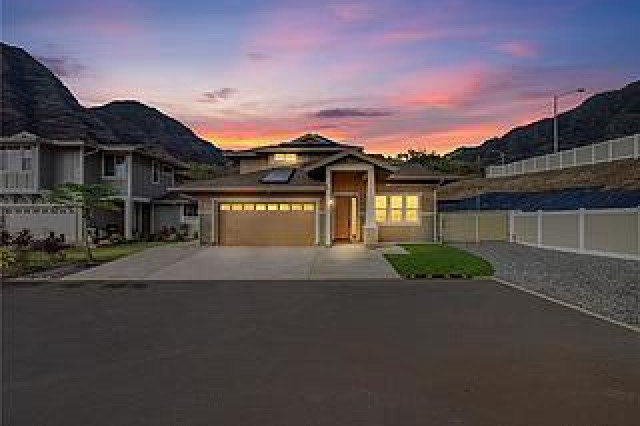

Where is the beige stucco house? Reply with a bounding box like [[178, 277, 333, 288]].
[[174, 134, 458, 247]]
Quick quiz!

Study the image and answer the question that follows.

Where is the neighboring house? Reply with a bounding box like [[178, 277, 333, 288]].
[[0, 131, 195, 241], [174, 134, 459, 247]]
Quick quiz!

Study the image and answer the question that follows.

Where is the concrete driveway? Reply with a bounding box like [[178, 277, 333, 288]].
[[68, 244, 400, 280], [4, 279, 639, 426]]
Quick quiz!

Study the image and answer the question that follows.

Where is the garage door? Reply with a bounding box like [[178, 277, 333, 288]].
[[218, 202, 316, 246]]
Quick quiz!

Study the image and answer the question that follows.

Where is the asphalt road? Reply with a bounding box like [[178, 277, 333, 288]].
[[3, 279, 639, 426]]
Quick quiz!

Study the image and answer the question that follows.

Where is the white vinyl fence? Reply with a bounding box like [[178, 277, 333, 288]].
[[440, 211, 508, 243], [486, 134, 640, 178], [510, 208, 640, 261], [0, 204, 82, 243]]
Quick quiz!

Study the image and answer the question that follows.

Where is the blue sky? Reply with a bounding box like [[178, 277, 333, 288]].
[[4, 0, 640, 153]]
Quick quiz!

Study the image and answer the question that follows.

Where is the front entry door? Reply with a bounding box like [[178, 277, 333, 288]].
[[333, 196, 351, 242], [334, 196, 359, 243]]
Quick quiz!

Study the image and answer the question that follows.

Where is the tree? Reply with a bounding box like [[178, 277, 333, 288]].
[[47, 183, 118, 262], [187, 162, 236, 180], [397, 148, 482, 176]]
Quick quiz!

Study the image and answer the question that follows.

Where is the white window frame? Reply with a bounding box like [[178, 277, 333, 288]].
[[102, 153, 127, 178], [374, 193, 421, 227], [152, 160, 160, 184], [162, 165, 174, 186]]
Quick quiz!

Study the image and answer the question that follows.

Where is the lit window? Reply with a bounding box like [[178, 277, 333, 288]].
[[255, 204, 266, 211], [291, 204, 302, 211], [375, 194, 420, 225], [390, 196, 403, 209], [406, 195, 419, 209], [279, 203, 290, 211], [243, 204, 255, 211], [391, 209, 403, 222], [303, 204, 315, 211], [219, 204, 231, 211], [231, 204, 243, 211], [405, 209, 418, 222], [267, 204, 278, 211], [273, 153, 297, 162], [375, 196, 387, 209]]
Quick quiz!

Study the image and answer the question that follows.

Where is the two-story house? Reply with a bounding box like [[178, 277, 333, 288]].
[[174, 134, 459, 247], [0, 132, 195, 242]]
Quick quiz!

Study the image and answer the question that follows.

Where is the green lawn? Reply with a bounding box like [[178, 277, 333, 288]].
[[63, 241, 168, 263], [384, 244, 494, 278]]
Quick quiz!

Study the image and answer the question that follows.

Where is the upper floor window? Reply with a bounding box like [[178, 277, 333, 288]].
[[183, 204, 198, 217], [273, 153, 297, 163], [152, 161, 160, 183], [163, 165, 174, 186], [0, 145, 33, 171], [103, 154, 127, 178], [375, 194, 420, 225]]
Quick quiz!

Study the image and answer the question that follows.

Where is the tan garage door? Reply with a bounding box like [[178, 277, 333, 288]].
[[218, 202, 316, 246]]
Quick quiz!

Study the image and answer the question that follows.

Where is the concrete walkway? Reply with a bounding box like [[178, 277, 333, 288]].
[[67, 245, 400, 280], [67, 242, 203, 280]]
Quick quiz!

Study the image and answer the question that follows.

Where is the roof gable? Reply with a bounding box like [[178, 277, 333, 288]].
[[304, 149, 397, 173]]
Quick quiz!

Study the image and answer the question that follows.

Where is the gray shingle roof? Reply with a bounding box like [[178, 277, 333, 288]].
[[174, 167, 325, 191]]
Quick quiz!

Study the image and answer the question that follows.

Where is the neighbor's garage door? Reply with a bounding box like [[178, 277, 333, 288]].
[[218, 202, 316, 246]]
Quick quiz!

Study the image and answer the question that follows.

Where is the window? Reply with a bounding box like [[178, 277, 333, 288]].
[[103, 154, 127, 178], [21, 146, 32, 171], [183, 204, 198, 217], [375, 194, 420, 225], [163, 165, 174, 186], [152, 161, 159, 183], [273, 153, 297, 163], [218, 202, 315, 213], [0, 145, 33, 171]]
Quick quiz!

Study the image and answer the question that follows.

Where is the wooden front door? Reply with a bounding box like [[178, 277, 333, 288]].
[[333, 196, 351, 242]]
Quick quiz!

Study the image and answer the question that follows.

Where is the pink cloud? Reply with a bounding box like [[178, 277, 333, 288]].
[[389, 63, 491, 109], [329, 3, 374, 23], [495, 40, 538, 57]]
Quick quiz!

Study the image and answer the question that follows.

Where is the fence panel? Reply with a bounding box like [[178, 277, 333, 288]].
[[584, 210, 638, 257], [541, 212, 579, 250], [511, 208, 639, 260], [440, 211, 508, 243], [513, 213, 538, 245], [1, 205, 81, 243]]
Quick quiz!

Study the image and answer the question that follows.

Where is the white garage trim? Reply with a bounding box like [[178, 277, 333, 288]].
[[211, 197, 322, 246]]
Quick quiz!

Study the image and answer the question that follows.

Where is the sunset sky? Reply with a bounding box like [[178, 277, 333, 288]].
[[4, 0, 640, 154]]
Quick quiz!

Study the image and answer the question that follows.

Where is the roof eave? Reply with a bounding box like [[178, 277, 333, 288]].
[[172, 185, 326, 192]]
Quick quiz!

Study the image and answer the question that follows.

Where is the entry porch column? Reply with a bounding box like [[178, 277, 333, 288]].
[[363, 166, 378, 248]]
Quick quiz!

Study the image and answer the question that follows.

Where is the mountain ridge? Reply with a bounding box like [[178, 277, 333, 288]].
[[0, 42, 224, 164], [449, 80, 640, 165]]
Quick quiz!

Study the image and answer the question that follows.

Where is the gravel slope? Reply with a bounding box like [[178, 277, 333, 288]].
[[455, 242, 640, 327]]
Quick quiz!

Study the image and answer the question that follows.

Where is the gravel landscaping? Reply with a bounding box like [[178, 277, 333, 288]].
[[455, 242, 640, 327]]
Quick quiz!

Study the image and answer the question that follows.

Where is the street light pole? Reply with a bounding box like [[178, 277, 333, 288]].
[[553, 88, 586, 153]]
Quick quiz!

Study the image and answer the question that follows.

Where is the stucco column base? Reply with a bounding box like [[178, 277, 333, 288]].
[[363, 224, 378, 248]]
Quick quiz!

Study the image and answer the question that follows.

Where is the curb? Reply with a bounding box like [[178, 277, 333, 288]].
[[492, 277, 640, 334]]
